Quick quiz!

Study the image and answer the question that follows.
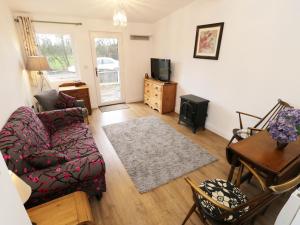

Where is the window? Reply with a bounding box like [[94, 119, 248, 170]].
[[36, 33, 79, 81]]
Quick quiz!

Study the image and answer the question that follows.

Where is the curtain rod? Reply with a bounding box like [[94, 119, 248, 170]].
[[14, 18, 82, 26]]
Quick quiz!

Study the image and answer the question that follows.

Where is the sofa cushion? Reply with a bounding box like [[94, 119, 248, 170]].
[[0, 129, 36, 175], [53, 138, 98, 160], [55, 92, 77, 109], [34, 89, 59, 111], [37, 108, 84, 135], [22, 152, 106, 206], [8, 106, 50, 146], [0, 107, 51, 175], [51, 123, 93, 147], [26, 150, 69, 169]]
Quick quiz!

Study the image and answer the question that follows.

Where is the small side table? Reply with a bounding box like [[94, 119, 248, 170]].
[[27, 191, 94, 225], [178, 95, 209, 133]]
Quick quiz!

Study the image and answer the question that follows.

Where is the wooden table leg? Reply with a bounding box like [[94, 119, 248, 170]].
[[228, 165, 235, 182], [228, 154, 239, 182], [266, 174, 277, 186]]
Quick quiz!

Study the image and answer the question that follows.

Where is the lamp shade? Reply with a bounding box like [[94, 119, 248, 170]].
[[26, 56, 50, 71], [9, 170, 32, 204]]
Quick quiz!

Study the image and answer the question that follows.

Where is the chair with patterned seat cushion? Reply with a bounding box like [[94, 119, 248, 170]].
[[197, 179, 249, 223], [182, 160, 300, 225]]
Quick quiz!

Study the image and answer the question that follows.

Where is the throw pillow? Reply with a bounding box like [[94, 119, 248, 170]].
[[34, 89, 59, 111], [55, 92, 77, 109], [26, 150, 69, 169]]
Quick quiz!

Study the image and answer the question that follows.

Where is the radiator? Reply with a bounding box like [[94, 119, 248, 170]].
[[275, 188, 300, 225]]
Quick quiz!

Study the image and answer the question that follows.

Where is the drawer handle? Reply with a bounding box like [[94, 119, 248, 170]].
[[155, 87, 158, 90], [155, 94, 158, 97]]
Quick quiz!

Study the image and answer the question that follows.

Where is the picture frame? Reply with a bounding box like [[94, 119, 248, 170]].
[[193, 22, 224, 60]]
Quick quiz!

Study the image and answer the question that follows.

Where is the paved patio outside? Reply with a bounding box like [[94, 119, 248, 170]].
[[100, 83, 121, 103]]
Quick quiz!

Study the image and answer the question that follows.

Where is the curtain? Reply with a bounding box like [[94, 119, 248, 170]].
[[16, 16, 39, 86], [17, 16, 38, 56]]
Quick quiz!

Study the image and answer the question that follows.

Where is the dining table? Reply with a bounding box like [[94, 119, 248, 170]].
[[227, 130, 300, 185]]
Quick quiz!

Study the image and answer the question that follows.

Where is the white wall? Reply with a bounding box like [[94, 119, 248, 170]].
[[0, 0, 33, 224], [19, 13, 153, 107], [0, 156, 32, 225], [0, 1, 32, 128], [153, 0, 300, 139]]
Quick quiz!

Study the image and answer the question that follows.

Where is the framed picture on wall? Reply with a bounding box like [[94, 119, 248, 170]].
[[193, 22, 224, 60]]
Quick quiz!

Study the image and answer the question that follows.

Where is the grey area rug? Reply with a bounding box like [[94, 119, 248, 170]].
[[99, 104, 129, 112], [103, 116, 217, 193]]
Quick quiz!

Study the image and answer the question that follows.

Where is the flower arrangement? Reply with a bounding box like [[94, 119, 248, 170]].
[[268, 108, 300, 149]]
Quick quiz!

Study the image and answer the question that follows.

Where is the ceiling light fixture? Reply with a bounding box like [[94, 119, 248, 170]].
[[113, 1, 127, 27], [113, 8, 127, 27]]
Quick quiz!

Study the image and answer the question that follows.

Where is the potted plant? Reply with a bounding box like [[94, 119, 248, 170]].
[[268, 108, 300, 150]]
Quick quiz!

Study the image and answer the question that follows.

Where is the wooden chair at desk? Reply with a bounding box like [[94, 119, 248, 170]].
[[182, 160, 300, 225]]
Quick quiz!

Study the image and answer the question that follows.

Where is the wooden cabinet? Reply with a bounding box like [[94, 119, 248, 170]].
[[59, 85, 92, 115], [27, 191, 94, 225], [144, 78, 177, 114]]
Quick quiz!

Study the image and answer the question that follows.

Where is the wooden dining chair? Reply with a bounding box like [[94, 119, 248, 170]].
[[182, 160, 300, 225], [226, 99, 291, 170]]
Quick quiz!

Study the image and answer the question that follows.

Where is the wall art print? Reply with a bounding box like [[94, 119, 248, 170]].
[[193, 22, 224, 60]]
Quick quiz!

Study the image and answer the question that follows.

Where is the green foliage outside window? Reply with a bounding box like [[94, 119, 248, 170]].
[[36, 34, 75, 71], [95, 38, 119, 60]]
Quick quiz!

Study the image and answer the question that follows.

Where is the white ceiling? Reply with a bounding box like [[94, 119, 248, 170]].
[[7, 0, 195, 23]]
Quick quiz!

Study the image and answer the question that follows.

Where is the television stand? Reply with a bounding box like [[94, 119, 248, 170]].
[[144, 78, 177, 114]]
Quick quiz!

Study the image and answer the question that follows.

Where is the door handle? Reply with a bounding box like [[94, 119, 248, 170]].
[[95, 67, 98, 77]]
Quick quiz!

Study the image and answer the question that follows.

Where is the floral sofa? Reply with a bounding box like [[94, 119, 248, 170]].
[[0, 106, 106, 207]]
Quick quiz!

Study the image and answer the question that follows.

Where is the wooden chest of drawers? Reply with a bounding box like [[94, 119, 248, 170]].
[[144, 78, 177, 114], [58, 85, 92, 115]]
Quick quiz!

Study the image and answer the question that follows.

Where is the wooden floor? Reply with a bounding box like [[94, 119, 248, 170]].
[[89, 103, 288, 225]]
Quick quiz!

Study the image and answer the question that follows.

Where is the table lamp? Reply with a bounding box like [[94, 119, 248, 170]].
[[8, 170, 32, 204], [26, 56, 51, 92]]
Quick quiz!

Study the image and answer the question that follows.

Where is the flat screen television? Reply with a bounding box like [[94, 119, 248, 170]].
[[151, 58, 171, 82]]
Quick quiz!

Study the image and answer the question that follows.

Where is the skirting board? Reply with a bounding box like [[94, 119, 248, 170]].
[[125, 97, 144, 103], [175, 106, 230, 140], [205, 121, 231, 141]]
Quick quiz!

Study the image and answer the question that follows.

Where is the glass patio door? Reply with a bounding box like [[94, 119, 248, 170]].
[[90, 32, 124, 106]]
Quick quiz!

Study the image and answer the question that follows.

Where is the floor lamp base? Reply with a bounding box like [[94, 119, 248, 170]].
[[38, 71, 50, 92]]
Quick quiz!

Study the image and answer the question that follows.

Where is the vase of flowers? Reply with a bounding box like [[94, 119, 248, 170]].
[[276, 141, 288, 150], [268, 108, 300, 150]]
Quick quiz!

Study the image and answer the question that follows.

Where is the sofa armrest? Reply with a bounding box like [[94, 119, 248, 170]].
[[74, 101, 89, 119], [21, 153, 105, 199], [74, 100, 86, 108], [37, 107, 84, 134]]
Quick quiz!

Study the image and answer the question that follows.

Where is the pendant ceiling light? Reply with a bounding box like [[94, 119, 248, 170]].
[[113, 8, 127, 27]]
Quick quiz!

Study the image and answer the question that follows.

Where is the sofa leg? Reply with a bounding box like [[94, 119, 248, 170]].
[[96, 193, 102, 201]]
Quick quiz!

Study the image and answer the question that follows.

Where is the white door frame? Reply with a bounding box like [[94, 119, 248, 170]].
[[90, 31, 125, 106]]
